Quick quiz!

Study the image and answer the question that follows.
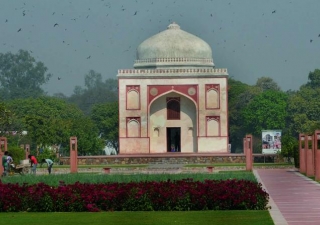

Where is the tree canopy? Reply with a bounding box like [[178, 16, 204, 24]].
[[306, 69, 320, 88], [6, 96, 103, 155], [0, 102, 14, 133], [255, 77, 281, 92], [68, 70, 118, 114], [242, 90, 288, 136], [91, 102, 119, 153], [0, 50, 52, 100]]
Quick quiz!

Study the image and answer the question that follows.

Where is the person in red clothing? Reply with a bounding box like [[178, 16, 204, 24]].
[[28, 154, 38, 175]]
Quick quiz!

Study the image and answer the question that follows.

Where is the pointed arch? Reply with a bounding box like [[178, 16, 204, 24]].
[[149, 90, 198, 109], [149, 92, 198, 153], [126, 85, 140, 110], [167, 97, 180, 120], [127, 117, 141, 137], [206, 84, 220, 109], [206, 116, 220, 136]]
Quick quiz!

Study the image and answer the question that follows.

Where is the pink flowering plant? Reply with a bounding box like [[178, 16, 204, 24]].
[[0, 179, 268, 212]]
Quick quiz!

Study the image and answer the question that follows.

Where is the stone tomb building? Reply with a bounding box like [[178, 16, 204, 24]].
[[117, 23, 228, 154]]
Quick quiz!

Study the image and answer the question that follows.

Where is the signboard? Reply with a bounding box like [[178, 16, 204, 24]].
[[262, 130, 281, 154]]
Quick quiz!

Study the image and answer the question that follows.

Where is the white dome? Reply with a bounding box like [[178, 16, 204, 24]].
[[134, 23, 214, 69]]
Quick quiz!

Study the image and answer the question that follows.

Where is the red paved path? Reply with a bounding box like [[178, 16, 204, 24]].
[[256, 169, 320, 225]]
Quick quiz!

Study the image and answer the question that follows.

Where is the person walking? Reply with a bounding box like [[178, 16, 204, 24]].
[[6, 153, 13, 174], [1, 151, 8, 177], [41, 158, 53, 174], [28, 155, 38, 175]]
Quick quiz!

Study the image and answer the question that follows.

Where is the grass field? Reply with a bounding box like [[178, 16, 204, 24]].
[[1, 171, 257, 186], [1, 211, 274, 225]]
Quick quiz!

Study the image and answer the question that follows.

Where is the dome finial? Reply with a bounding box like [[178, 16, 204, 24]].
[[167, 22, 180, 29]]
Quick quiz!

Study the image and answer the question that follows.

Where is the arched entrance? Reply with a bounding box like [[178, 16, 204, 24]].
[[149, 92, 197, 153]]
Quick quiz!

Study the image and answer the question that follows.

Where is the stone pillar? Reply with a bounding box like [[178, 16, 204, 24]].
[[315, 131, 320, 181], [0, 137, 8, 175], [25, 144, 30, 159], [70, 137, 78, 173], [299, 134, 306, 174], [306, 135, 314, 177], [245, 134, 253, 171]]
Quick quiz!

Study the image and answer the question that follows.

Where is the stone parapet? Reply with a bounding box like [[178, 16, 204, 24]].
[[117, 68, 228, 77], [133, 58, 214, 68]]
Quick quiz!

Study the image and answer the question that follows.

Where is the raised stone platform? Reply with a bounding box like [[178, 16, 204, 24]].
[[35, 163, 294, 175], [59, 153, 282, 165]]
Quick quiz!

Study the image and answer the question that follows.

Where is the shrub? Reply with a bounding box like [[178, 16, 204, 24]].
[[0, 179, 269, 212]]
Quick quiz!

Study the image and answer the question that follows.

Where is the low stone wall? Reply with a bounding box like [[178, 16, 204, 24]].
[[59, 153, 282, 165]]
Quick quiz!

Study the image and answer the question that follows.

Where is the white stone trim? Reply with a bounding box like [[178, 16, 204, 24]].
[[118, 68, 228, 77], [135, 58, 213, 63]]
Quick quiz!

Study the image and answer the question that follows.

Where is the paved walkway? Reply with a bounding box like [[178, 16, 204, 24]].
[[255, 169, 320, 225]]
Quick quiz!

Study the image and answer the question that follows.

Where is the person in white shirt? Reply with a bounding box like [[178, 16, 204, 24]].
[[41, 158, 54, 174]]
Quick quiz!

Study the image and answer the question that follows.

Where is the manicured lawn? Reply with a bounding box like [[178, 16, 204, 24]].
[[1, 171, 257, 186], [1, 211, 274, 225]]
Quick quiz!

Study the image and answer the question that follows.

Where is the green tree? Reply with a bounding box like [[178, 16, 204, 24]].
[[0, 102, 14, 133], [287, 83, 320, 135], [0, 50, 52, 100], [84, 69, 103, 89], [228, 78, 252, 153], [68, 70, 118, 114], [255, 77, 281, 92], [281, 134, 298, 165], [0, 102, 29, 147], [91, 102, 119, 153], [6, 96, 102, 155], [306, 69, 320, 88], [242, 90, 288, 136], [70, 117, 104, 156]]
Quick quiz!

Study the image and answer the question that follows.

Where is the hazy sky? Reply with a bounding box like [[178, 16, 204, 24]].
[[1, 0, 320, 96]]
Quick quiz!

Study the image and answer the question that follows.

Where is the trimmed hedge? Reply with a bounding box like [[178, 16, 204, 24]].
[[0, 179, 268, 212]]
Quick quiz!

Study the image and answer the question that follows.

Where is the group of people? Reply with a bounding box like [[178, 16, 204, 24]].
[[1, 152, 54, 176], [1, 151, 13, 177], [27, 155, 54, 175]]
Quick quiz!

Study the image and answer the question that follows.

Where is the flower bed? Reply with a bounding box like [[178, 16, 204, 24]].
[[0, 179, 268, 212]]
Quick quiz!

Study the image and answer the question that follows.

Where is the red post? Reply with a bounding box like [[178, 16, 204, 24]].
[[70, 137, 78, 173], [299, 134, 306, 174], [207, 166, 214, 173], [315, 131, 320, 181], [103, 168, 111, 174], [245, 134, 253, 171], [306, 135, 314, 177], [0, 137, 8, 175]]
